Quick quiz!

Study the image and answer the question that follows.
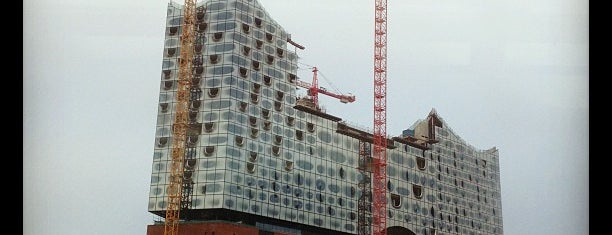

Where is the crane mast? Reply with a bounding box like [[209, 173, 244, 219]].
[[164, 0, 196, 234], [310, 67, 319, 107], [372, 0, 388, 235]]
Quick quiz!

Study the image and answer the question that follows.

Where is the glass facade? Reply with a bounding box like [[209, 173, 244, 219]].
[[148, 1, 504, 234]]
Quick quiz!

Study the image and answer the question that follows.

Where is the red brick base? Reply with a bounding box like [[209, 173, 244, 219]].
[[146, 221, 289, 235]]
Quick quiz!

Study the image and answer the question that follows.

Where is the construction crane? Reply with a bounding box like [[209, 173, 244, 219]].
[[371, 0, 388, 234], [295, 66, 356, 110], [164, 0, 197, 234]]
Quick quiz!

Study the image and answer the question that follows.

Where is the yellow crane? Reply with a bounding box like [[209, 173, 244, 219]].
[[164, 0, 196, 234]]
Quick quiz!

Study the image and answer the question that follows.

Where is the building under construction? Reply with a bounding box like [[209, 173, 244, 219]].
[[146, 1, 504, 234]]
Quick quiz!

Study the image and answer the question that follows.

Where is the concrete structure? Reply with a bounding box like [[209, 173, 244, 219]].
[[147, 1, 504, 234]]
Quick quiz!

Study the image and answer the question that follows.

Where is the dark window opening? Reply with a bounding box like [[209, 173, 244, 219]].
[[391, 194, 401, 208], [213, 32, 223, 41], [262, 121, 271, 131], [239, 67, 248, 78], [209, 54, 219, 64], [263, 75, 272, 86], [413, 184, 423, 199], [416, 157, 426, 170]]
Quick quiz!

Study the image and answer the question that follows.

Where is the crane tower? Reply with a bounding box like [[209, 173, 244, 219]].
[[372, 0, 388, 235], [164, 0, 196, 234]]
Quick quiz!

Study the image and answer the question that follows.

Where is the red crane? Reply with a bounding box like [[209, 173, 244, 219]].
[[372, 0, 388, 234], [164, 0, 196, 233], [296, 67, 356, 109]]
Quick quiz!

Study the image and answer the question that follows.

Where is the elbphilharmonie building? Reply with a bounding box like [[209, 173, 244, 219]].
[[147, 1, 504, 234]]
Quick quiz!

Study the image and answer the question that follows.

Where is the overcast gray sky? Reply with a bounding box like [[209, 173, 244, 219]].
[[23, 0, 588, 234]]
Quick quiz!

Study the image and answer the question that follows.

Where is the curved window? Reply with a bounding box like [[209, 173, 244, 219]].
[[275, 91, 285, 101], [254, 17, 262, 28], [266, 54, 274, 65], [163, 81, 173, 90], [287, 73, 297, 84], [255, 39, 263, 49], [284, 161, 293, 171], [166, 47, 176, 57], [274, 101, 283, 111], [203, 146, 215, 156], [212, 32, 224, 42], [241, 23, 250, 34], [286, 116, 295, 126], [241, 45, 251, 56], [250, 93, 259, 104], [417, 156, 426, 170], [238, 101, 248, 112], [262, 121, 271, 131], [251, 83, 261, 95], [259, 109, 270, 120], [248, 116, 258, 127], [272, 146, 280, 156], [295, 130, 303, 141], [265, 33, 273, 42], [246, 162, 256, 174], [156, 137, 168, 147], [307, 122, 315, 132], [274, 135, 283, 145], [168, 26, 178, 35], [252, 61, 261, 71], [207, 88, 219, 98], [263, 75, 272, 86], [250, 127, 259, 138], [391, 194, 402, 208], [194, 43, 204, 55], [204, 122, 215, 133], [211, 65, 234, 75], [413, 184, 423, 199], [248, 151, 257, 162], [159, 103, 169, 113], [239, 67, 248, 78], [234, 135, 244, 147]]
